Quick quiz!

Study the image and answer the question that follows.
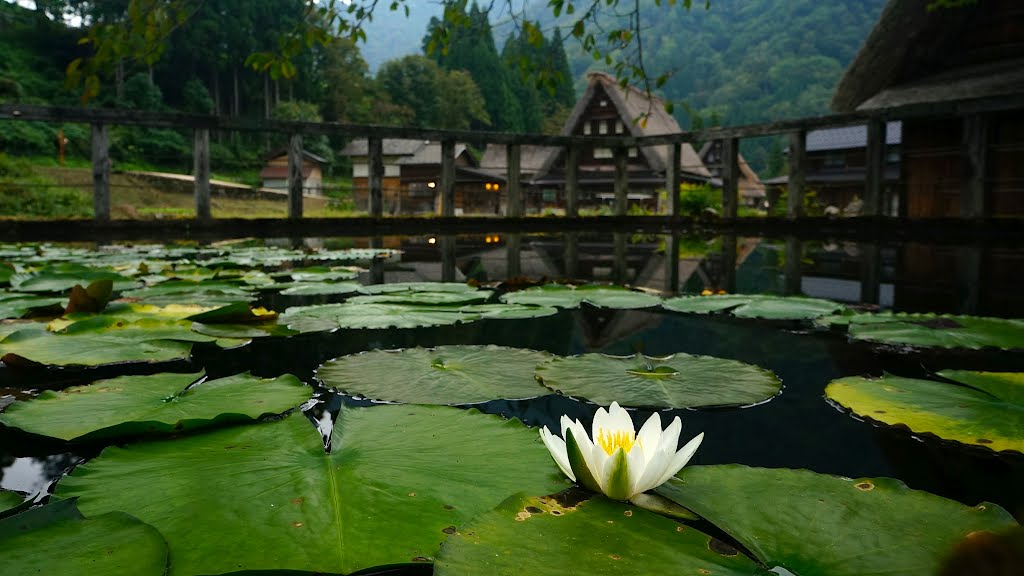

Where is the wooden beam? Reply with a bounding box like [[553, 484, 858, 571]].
[[721, 234, 737, 293], [506, 144, 522, 217], [961, 114, 990, 219], [507, 233, 522, 278], [956, 243, 983, 314], [441, 235, 456, 282], [666, 232, 680, 293], [368, 137, 384, 218], [721, 138, 739, 218], [667, 143, 682, 217], [614, 147, 628, 216], [787, 131, 807, 218], [564, 145, 579, 217], [193, 128, 211, 222], [369, 236, 385, 284], [783, 236, 802, 295], [859, 243, 881, 304], [440, 139, 456, 217], [91, 123, 110, 223], [613, 232, 627, 284], [864, 119, 886, 216], [287, 133, 304, 220]]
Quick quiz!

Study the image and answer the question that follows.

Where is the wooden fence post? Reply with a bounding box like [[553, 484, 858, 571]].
[[91, 123, 110, 222], [721, 138, 739, 218], [564, 232, 578, 279], [368, 137, 384, 218], [787, 130, 806, 218], [783, 236, 802, 295], [565, 145, 579, 217], [193, 128, 211, 222], [860, 243, 881, 304], [961, 114, 990, 219], [441, 235, 456, 282], [507, 144, 522, 217], [665, 232, 680, 293], [864, 119, 886, 216], [613, 232, 627, 284], [287, 133, 303, 220], [667, 142, 682, 217], [441, 139, 456, 217], [614, 147, 628, 216], [507, 233, 521, 278], [721, 234, 737, 293]]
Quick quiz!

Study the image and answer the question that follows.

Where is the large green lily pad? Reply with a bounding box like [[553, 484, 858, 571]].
[[656, 465, 1018, 576], [278, 282, 364, 296], [501, 284, 661, 309], [347, 290, 492, 306], [359, 282, 478, 294], [535, 352, 782, 409], [317, 346, 552, 404], [0, 490, 23, 512], [277, 266, 360, 282], [825, 371, 1024, 453], [663, 294, 844, 320], [10, 265, 138, 293], [281, 302, 480, 332], [434, 492, 763, 576], [121, 280, 257, 306], [55, 406, 567, 576], [0, 293, 65, 319], [0, 323, 194, 367], [841, 313, 1024, 350], [459, 303, 560, 319], [0, 499, 168, 576], [0, 371, 309, 442]]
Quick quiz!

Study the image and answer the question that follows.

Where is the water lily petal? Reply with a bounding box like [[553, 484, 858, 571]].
[[633, 444, 673, 495], [654, 432, 704, 487], [601, 447, 633, 500], [624, 433, 649, 496], [539, 426, 575, 481], [608, 401, 635, 437], [636, 412, 662, 465], [591, 404, 612, 442], [656, 416, 682, 455], [565, 427, 602, 493]]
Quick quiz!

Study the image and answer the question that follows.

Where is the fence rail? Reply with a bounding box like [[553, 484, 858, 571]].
[[3, 92, 1024, 231]]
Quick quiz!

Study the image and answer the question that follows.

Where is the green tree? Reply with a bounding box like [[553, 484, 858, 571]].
[[377, 55, 443, 127], [436, 69, 490, 130], [182, 77, 214, 114]]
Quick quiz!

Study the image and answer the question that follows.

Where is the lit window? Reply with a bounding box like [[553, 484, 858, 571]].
[[616, 121, 624, 134], [583, 122, 592, 135], [600, 100, 608, 107], [628, 147, 638, 158], [599, 121, 608, 135], [594, 148, 613, 159]]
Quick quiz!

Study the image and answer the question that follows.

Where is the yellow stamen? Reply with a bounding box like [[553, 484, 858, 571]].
[[596, 428, 635, 455]]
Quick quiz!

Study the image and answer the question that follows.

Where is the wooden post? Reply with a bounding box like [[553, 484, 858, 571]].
[[565, 232, 579, 279], [961, 114, 990, 219], [783, 236, 802, 295], [859, 243, 881, 305], [666, 232, 680, 293], [614, 147, 628, 216], [368, 137, 384, 218], [287, 133, 303, 220], [441, 139, 456, 217], [507, 144, 522, 217], [91, 123, 110, 222], [864, 119, 886, 216], [721, 234, 737, 293], [507, 233, 522, 278], [957, 243, 983, 314], [613, 232, 627, 284], [565, 145, 579, 217], [721, 138, 739, 218], [369, 236, 385, 284], [193, 128, 211, 222], [667, 143, 682, 217], [787, 130, 807, 218], [441, 235, 456, 282]]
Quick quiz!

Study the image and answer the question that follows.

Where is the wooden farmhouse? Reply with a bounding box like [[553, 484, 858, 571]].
[[260, 149, 325, 195], [831, 0, 1024, 219], [341, 139, 502, 215], [762, 123, 902, 215], [481, 72, 710, 213], [698, 141, 766, 209]]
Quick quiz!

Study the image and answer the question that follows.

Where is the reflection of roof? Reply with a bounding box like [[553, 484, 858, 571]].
[[260, 165, 315, 179], [761, 166, 901, 186], [806, 122, 902, 152]]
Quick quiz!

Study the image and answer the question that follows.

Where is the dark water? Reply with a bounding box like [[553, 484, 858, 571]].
[[1, 232, 1023, 526]]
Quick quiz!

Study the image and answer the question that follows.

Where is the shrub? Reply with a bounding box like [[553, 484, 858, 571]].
[[678, 183, 721, 215]]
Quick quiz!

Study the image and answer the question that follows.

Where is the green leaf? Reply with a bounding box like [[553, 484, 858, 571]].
[[278, 282, 364, 296], [535, 352, 781, 409], [663, 294, 844, 320], [0, 371, 309, 442], [0, 323, 194, 367], [347, 290, 491, 305], [277, 266, 360, 282], [501, 284, 661, 309], [656, 465, 1019, 576], [317, 345, 552, 404], [55, 407, 567, 575], [0, 500, 168, 576], [281, 302, 480, 332], [0, 293, 65, 320], [844, 313, 1024, 350], [459, 303, 560, 319], [359, 281, 478, 294], [825, 371, 1024, 453], [435, 492, 763, 576], [11, 265, 138, 293], [0, 490, 23, 513]]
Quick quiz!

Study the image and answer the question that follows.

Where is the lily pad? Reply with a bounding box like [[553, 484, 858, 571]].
[[0, 500, 168, 576], [278, 282, 364, 296], [663, 294, 844, 320], [656, 465, 1018, 576], [317, 346, 552, 404], [10, 265, 138, 293], [347, 290, 492, 306], [501, 284, 661, 309], [825, 371, 1024, 453], [0, 490, 23, 512], [121, 280, 256, 306], [55, 406, 567, 576], [0, 293, 65, 319], [434, 492, 763, 576], [842, 313, 1024, 350], [0, 323, 194, 367], [459, 303, 560, 319], [281, 302, 480, 332], [535, 353, 781, 409], [277, 266, 360, 282], [0, 371, 309, 442], [359, 282, 478, 294]]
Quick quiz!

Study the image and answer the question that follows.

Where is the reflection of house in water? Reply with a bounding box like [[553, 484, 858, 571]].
[[340, 139, 503, 215]]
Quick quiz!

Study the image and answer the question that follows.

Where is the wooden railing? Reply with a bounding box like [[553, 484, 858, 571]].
[[2, 92, 1023, 227]]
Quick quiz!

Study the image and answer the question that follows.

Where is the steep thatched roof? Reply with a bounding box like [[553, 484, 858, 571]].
[[479, 144, 557, 175], [832, 0, 1024, 112], [697, 142, 765, 200], [536, 72, 710, 179]]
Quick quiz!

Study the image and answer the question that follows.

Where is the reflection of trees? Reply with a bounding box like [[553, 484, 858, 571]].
[[40, 453, 81, 485]]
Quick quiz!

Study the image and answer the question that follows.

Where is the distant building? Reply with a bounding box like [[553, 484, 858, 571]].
[[260, 149, 325, 195], [340, 139, 502, 215], [698, 141, 766, 208]]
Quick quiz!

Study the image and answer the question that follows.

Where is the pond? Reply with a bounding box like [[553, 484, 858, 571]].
[[1, 232, 1022, 575]]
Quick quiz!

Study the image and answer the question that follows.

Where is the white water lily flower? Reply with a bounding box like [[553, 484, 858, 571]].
[[539, 401, 704, 501]]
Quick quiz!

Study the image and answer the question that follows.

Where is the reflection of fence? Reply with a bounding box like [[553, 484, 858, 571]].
[[2, 96, 1023, 227]]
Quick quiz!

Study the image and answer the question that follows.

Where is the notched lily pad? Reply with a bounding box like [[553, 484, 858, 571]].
[[0, 489, 24, 513], [281, 302, 480, 332], [837, 313, 1024, 350], [663, 294, 844, 320], [535, 352, 782, 409], [825, 371, 1024, 453], [0, 371, 310, 442], [501, 284, 661, 310], [317, 345, 553, 404]]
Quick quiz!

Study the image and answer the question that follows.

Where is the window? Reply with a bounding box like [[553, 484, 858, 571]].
[[886, 151, 900, 164], [628, 147, 638, 158], [583, 122, 592, 135], [594, 148, 613, 159], [599, 121, 608, 135], [616, 121, 624, 134], [600, 99, 608, 107], [823, 154, 846, 169]]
